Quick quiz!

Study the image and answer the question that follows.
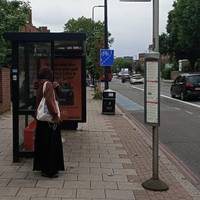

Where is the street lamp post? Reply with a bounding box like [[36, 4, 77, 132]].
[[92, 1, 109, 90], [104, 0, 109, 90], [92, 5, 104, 87]]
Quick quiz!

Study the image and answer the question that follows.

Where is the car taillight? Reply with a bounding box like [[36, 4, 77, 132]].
[[185, 83, 193, 88]]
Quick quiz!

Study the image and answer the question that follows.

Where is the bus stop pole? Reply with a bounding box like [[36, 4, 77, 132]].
[[142, 0, 168, 191], [153, 0, 159, 52], [152, 126, 159, 179], [152, 0, 159, 181]]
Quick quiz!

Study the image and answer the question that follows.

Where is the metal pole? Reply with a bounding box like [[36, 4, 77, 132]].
[[142, 0, 168, 191], [104, 0, 109, 90], [153, 0, 159, 52], [92, 5, 104, 87], [92, 6, 95, 21], [152, 126, 159, 179], [92, 6, 96, 87], [152, 0, 159, 180], [104, 0, 108, 49]]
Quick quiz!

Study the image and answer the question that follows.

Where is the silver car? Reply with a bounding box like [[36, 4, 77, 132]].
[[130, 74, 144, 84]]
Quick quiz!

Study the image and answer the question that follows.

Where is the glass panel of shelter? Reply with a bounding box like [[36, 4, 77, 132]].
[[18, 42, 51, 153], [53, 41, 83, 121], [17, 40, 83, 154]]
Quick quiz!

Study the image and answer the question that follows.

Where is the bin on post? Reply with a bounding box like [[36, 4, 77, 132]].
[[102, 89, 116, 115]]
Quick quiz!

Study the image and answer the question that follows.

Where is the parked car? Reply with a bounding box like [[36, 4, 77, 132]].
[[117, 71, 122, 78], [120, 73, 130, 83], [112, 73, 117, 78], [170, 73, 200, 100], [130, 74, 144, 84]]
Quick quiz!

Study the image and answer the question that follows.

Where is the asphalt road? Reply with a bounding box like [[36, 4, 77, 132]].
[[110, 78, 200, 180]]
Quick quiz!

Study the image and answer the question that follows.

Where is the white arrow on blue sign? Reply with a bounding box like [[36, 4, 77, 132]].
[[100, 49, 114, 67]]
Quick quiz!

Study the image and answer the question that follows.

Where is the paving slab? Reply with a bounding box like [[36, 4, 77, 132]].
[[0, 87, 200, 200]]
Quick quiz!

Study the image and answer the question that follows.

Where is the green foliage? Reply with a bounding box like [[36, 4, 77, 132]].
[[0, 0, 30, 64], [161, 61, 179, 79], [93, 90, 103, 100], [135, 62, 144, 74], [64, 17, 113, 78], [161, 68, 172, 80], [195, 58, 200, 72], [112, 57, 133, 73], [163, 0, 200, 69], [159, 33, 170, 55]]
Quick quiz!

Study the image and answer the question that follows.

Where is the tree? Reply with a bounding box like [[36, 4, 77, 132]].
[[159, 33, 170, 55], [165, 0, 200, 70], [64, 17, 113, 79], [0, 0, 30, 64], [112, 57, 133, 73]]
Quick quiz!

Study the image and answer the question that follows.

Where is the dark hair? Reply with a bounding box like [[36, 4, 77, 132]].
[[38, 67, 53, 81]]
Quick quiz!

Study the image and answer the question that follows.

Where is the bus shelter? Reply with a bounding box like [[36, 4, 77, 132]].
[[4, 32, 86, 162]]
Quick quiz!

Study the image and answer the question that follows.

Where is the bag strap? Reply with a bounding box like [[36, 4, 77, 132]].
[[42, 81, 57, 105], [42, 81, 48, 96]]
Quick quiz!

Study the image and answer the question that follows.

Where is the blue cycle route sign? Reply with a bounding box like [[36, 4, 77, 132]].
[[100, 49, 114, 67]]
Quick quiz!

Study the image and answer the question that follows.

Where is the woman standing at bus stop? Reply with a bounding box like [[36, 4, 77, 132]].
[[33, 67, 64, 178]]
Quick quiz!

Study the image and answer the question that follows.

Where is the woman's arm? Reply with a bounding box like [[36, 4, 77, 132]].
[[44, 82, 60, 121]]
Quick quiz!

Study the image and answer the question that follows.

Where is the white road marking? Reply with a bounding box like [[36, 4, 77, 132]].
[[185, 111, 193, 115], [131, 86, 144, 91], [174, 107, 181, 111], [131, 85, 200, 109]]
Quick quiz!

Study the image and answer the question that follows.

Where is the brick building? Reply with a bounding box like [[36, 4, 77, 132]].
[[20, 10, 50, 33], [0, 10, 49, 114], [0, 67, 11, 114]]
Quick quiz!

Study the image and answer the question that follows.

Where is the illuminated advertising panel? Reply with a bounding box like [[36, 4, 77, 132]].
[[40, 58, 82, 121]]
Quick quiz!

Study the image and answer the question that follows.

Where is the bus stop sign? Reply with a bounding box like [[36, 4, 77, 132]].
[[100, 49, 114, 67]]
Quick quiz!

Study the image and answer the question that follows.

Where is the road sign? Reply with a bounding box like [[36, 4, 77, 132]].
[[144, 52, 160, 125], [145, 61, 159, 124], [100, 49, 114, 67]]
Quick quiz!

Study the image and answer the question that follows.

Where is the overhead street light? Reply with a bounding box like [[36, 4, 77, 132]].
[[91, 2, 109, 90], [92, 5, 104, 21], [91, 5, 104, 87], [120, 0, 150, 1]]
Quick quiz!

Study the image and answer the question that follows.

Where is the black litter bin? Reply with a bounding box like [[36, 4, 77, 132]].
[[102, 89, 116, 115]]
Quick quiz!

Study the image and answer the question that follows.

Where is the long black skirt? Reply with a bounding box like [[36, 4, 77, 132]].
[[33, 121, 65, 174]]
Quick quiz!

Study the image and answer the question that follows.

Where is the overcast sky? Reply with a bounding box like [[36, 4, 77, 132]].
[[26, 0, 174, 58]]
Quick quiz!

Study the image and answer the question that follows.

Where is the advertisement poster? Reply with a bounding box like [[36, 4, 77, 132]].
[[145, 61, 159, 124], [40, 58, 82, 120]]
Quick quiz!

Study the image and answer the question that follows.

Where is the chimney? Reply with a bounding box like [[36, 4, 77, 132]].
[[38, 26, 50, 32], [28, 9, 32, 25]]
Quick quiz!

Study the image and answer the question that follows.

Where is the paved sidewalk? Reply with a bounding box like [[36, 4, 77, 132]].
[[0, 88, 200, 199]]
